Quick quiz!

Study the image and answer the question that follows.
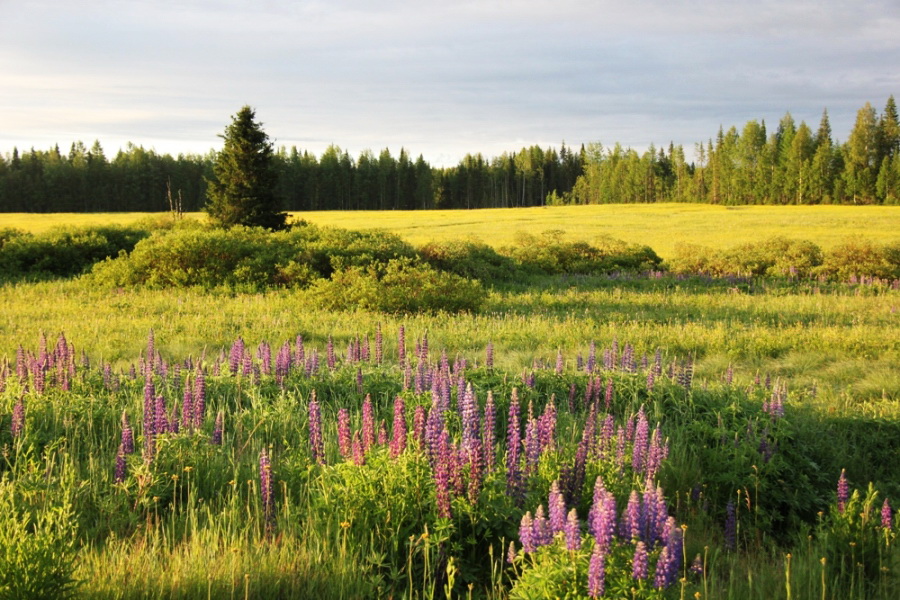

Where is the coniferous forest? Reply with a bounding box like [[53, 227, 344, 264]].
[[1, 97, 898, 212]]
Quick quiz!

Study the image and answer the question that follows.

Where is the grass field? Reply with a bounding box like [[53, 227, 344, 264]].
[[1, 206, 899, 598], [6, 203, 900, 258]]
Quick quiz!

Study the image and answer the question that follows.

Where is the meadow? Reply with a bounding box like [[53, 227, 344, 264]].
[[1, 206, 899, 599]]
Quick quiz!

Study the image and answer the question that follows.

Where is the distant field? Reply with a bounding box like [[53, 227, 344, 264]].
[[4, 204, 899, 258]]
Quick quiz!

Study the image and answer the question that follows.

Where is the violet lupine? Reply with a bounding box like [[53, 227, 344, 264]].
[[182, 381, 194, 433], [211, 411, 223, 445], [192, 369, 205, 429], [434, 428, 453, 518], [882, 498, 893, 529], [390, 396, 407, 459], [337, 408, 352, 459], [326, 336, 336, 370], [155, 395, 168, 435], [506, 390, 524, 502], [352, 431, 365, 466], [837, 469, 849, 514], [377, 420, 388, 446], [564, 509, 581, 550], [604, 379, 614, 410], [587, 545, 606, 598], [114, 444, 127, 483], [538, 400, 556, 451], [229, 337, 244, 375], [548, 480, 567, 535], [633, 541, 649, 580], [621, 490, 642, 540], [275, 341, 291, 384], [459, 383, 480, 451], [412, 405, 427, 449], [482, 391, 496, 472], [11, 397, 25, 437], [362, 395, 375, 452], [589, 477, 616, 551], [724, 500, 737, 551], [121, 411, 135, 454], [294, 335, 305, 368], [653, 545, 676, 589], [257, 341, 271, 375], [532, 505, 553, 548], [523, 417, 540, 476], [308, 394, 325, 464], [519, 512, 535, 553], [466, 439, 483, 503], [632, 407, 649, 473], [259, 449, 274, 530]]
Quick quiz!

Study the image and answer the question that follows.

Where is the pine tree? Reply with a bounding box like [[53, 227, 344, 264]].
[[205, 106, 286, 230]]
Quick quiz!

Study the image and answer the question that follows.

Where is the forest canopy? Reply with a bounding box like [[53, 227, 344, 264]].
[[0, 97, 897, 212]]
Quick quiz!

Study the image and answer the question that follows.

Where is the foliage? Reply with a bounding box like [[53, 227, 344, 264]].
[[308, 258, 487, 313], [205, 106, 287, 230], [501, 231, 662, 276], [419, 239, 520, 282]]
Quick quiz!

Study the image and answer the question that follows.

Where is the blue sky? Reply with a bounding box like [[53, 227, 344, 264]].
[[2, 0, 898, 166]]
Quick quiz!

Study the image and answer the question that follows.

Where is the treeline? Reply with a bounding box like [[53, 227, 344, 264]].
[[0, 97, 897, 212]]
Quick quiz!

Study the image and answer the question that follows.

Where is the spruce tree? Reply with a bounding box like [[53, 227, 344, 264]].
[[205, 106, 286, 230]]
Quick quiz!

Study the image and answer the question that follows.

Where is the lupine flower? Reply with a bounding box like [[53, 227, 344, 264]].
[[352, 430, 365, 466], [882, 498, 893, 529], [564, 508, 581, 550], [397, 325, 406, 365], [121, 411, 135, 454], [587, 545, 606, 598], [589, 477, 616, 551], [653, 545, 675, 589], [11, 396, 25, 437], [532, 505, 553, 548], [506, 390, 523, 502], [519, 512, 535, 553], [259, 449, 274, 529], [837, 469, 849, 514], [621, 490, 642, 540], [326, 336, 336, 370], [548, 480, 566, 535], [434, 428, 453, 518], [482, 392, 496, 472], [377, 420, 388, 446], [633, 541, 649, 580], [211, 411, 223, 445], [115, 444, 127, 483], [724, 500, 736, 551], [390, 395, 407, 458], [362, 395, 375, 452], [182, 382, 194, 433], [632, 406, 649, 473], [193, 369, 206, 428], [337, 408, 351, 459], [507, 540, 517, 564], [690, 553, 704, 576], [155, 395, 168, 434], [308, 394, 325, 464]]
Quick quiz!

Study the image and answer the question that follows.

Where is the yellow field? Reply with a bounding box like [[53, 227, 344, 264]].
[[5, 204, 899, 258]]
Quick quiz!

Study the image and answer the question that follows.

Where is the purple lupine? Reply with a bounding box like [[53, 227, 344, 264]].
[[837, 469, 849, 514], [724, 500, 736, 551], [193, 369, 206, 428], [259, 449, 274, 530], [11, 396, 25, 437], [532, 505, 553, 547], [229, 337, 244, 375], [257, 341, 271, 375], [211, 411, 223, 445], [155, 395, 168, 434], [589, 477, 617, 551], [308, 394, 325, 464], [412, 405, 427, 449], [633, 541, 649, 580], [459, 383, 480, 451], [326, 336, 336, 370], [548, 480, 566, 535], [114, 444, 127, 483], [621, 490, 642, 540], [653, 545, 676, 589], [604, 379, 614, 410], [352, 430, 365, 466], [466, 438, 483, 503], [506, 390, 523, 502], [377, 420, 388, 446], [644, 427, 666, 480], [538, 400, 557, 451], [275, 341, 291, 384], [397, 325, 406, 365], [374, 324, 383, 364], [564, 509, 581, 550], [425, 406, 444, 464], [524, 416, 540, 476], [434, 427, 453, 518], [182, 381, 194, 433], [482, 391, 496, 472], [587, 545, 606, 598], [883, 498, 893, 529], [632, 406, 649, 473], [294, 335, 305, 368], [362, 395, 375, 452], [390, 395, 407, 459], [519, 512, 535, 553], [337, 408, 352, 459], [121, 411, 135, 454]]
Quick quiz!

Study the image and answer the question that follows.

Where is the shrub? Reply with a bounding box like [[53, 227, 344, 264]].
[[418, 240, 519, 282], [501, 231, 661, 276], [816, 239, 900, 280], [308, 258, 486, 313]]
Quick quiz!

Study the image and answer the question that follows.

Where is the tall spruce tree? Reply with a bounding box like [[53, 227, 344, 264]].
[[205, 106, 286, 230]]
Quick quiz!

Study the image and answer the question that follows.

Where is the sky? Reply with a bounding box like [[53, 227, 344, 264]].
[[1, 0, 899, 167]]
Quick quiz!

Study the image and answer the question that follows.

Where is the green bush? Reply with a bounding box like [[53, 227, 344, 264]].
[[308, 258, 486, 313], [419, 240, 519, 282], [500, 231, 661, 276], [0, 225, 150, 281], [816, 240, 900, 280]]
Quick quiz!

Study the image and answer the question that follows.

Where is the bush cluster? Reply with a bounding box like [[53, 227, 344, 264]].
[[0, 225, 150, 281], [667, 236, 900, 280], [501, 231, 663, 276]]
